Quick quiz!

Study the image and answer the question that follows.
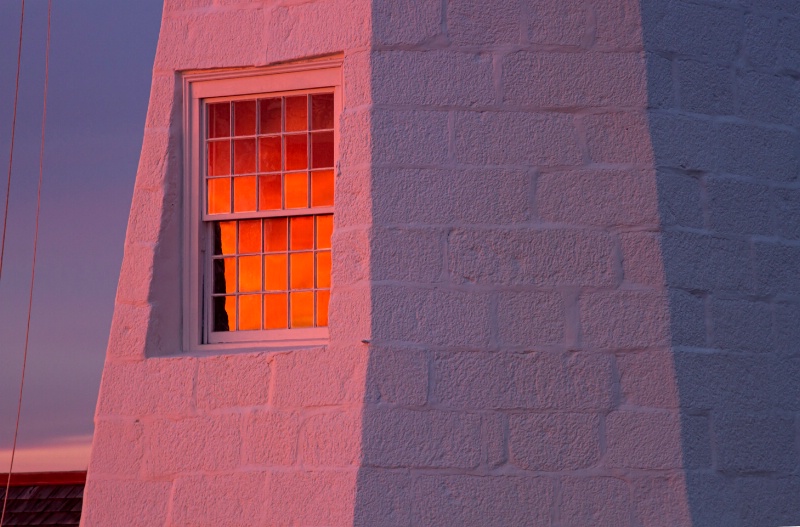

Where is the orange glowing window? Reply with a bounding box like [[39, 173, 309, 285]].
[[203, 91, 335, 336]]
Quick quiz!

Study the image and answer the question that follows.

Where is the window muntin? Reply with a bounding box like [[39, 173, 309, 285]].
[[202, 92, 334, 338]]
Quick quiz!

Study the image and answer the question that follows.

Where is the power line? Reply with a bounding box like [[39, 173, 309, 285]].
[[1, 1, 52, 524]]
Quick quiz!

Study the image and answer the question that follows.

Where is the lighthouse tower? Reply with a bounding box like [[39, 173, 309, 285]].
[[83, 1, 800, 525]]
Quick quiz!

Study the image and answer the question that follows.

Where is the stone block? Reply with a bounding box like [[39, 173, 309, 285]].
[[580, 290, 671, 349], [775, 302, 800, 355], [660, 232, 752, 293], [412, 475, 553, 526], [352, 469, 412, 527], [605, 410, 683, 469], [372, 108, 450, 167], [364, 346, 428, 406], [536, 168, 659, 227], [716, 122, 799, 182], [196, 352, 271, 410], [106, 303, 152, 361], [753, 242, 800, 296], [584, 111, 654, 165], [632, 476, 693, 527], [715, 413, 796, 474], [431, 351, 614, 411], [170, 473, 265, 526], [617, 349, 681, 408], [264, 0, 370, 63], [143, 414, 241, 477], [372, 167, 531, 225], [156, 9, 266, 70], [591, 0, 645, 51], [271, 346, 366, 408], [496, 291, 564, 348], [448, 228, 617, 287], [299, 410, 361, 466], [370, 227, 444, 283], [709, 297, 774, 353], [82, 479, 171, 527], [676, 59, 735, 115], [668, 287, 707, 347], [361, 408, 482, 468], [508, 413, 600, 471], [454, 111, 582, 167], [641, 1, 741, 62], [88, 419, 143, 477], [528, 0, 589, 47], [372, 51, 495, 107], [737, 476, 800, 526], [371, 286, 492, 347], [707, 177, 772, 235], [738, 71, 800, 127], [648, 113, 717, 171], [774, 188, 800, 240], [619, 232, 666, 286], [558, 477, 632, 527], [96, 358, 195, 418], [655, 170, 703, 228], [242, 410, 299, 467], [446, 0, 523, 46], [262, 470, 357, 526], [372, 0, 442, 46], [503, 52, 647, 108]]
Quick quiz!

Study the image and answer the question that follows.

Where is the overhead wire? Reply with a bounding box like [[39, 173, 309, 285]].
[[1, 1, 52, 524], [0, 0, 25, 282]]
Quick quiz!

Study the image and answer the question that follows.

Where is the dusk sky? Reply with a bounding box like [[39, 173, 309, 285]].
[[0, 1, 162, 471]]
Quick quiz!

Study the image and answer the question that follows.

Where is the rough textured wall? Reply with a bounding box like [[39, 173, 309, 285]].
[[355, 0, 695, 525], [83, 1, 373, 525], [641, 1, 800, 525]]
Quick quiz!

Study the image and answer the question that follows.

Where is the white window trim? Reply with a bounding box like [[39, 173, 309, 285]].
[[182, 59, 342, 353]]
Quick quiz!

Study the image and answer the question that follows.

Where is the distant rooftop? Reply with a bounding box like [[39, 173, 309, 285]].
[[1, 472, 85, 526]]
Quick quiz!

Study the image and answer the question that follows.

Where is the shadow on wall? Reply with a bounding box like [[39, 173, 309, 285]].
[[641, 0, 800, 524]]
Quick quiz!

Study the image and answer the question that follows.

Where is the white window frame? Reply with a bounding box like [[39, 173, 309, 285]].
[[182, 59, 342, 353]]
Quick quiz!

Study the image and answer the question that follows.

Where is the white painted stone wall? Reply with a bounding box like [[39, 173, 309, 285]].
[[83, 1, 800, 525]]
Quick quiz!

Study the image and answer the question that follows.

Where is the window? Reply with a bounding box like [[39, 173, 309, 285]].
[[183, 61, 341, 350]]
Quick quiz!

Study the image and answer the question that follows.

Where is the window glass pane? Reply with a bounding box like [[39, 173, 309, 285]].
[[316, 290, 330, 327], [264, 218, 288, 252], [265, 254, 288, 291], [264, 293, 288, 330], [213, 295, 235, 332], [233, 139, 256, 174], [258, 174, 282, 210], [258, 136, 281, 172], [208, 141, 231, 176], [311, 131, 334, 169], [239, 294, 261, 330], [285, 96, 308, 132], [239, 256, 262, 292], [311, 170, 334, 207], [233, 176, 257, 212], [234, 100, 256, 136], [290, 252, 314, 290], [208, 102, 231, 139], [259, 98, 281, 134], [290, 216, 314, 250], [285, 134, 308, 171], [316, 215, 333, 249], [213, 257, 236, 294], [311, 93, 334, 130], [212, 221, 236, 255], [290, 291, 314, 328], [285, 172, 308, 209], [238, 219, 261, 253], [207, 178, 231, 214], [316, 251, 331, 288]]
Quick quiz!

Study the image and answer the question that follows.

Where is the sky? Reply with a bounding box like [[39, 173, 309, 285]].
[[0, 1, 163, 472]]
